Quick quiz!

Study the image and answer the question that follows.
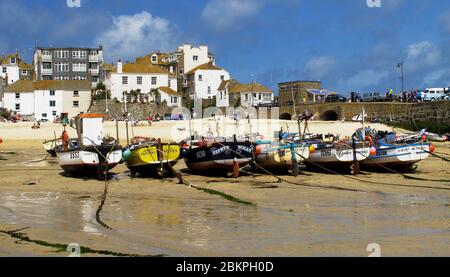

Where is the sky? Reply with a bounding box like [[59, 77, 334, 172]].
[[0, 0, 449, 95]]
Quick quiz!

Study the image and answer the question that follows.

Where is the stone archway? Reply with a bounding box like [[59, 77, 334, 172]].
[[279, 113, 292, 120], [319, 110, 339, 121]]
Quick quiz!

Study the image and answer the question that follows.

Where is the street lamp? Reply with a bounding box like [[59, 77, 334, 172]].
[[397, 62, 404, 93]]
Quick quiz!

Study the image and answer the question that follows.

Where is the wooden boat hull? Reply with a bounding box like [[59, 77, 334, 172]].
[[256, 143, 310, 169], [361, 143, 430, 167], [183, 141, 254, 173], [125, 144, 180, 173], [307, 144, 370, 165], [56, 148, 122, 175]]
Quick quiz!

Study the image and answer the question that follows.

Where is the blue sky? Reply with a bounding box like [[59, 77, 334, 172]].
[[1, 0, 449, 95]]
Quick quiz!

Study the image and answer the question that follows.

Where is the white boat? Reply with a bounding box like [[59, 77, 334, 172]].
[[255, 140, 310, 170], [55, 114, 122, 178], [360, 141, 430, 167], [306, 141, 370, 165]]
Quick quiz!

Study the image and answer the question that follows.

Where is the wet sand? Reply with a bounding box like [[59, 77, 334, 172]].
[[0, 121, 449, 257]]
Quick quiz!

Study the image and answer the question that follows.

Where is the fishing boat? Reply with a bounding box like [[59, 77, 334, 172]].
[[304, 133, 371, 172], [55, 114, 122, 178], [122, 137, 180, 177], [42, 138, 62, 157], [254, 133, 310, 173], [181, 136, 254, 177], [357, 128, 434, 169]]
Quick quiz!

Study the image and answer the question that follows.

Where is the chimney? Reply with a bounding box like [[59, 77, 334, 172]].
[[117, 60, 123, 74]]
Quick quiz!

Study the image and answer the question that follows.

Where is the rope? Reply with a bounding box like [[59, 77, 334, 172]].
[[213, 141, 368, 193]]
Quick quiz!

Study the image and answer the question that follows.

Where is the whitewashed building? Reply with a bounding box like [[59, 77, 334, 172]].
[[3, 80, 91, 121], [185, 62, 230, 100], [105, 61, 180, 107], [217, 79, 274, 107], [0, 53, 33, 85]]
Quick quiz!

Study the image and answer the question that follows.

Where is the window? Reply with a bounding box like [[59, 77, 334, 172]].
[[151, 55, 157, 62], [10, 57, 16, 64], [220, 75, 224, 81], [43, 75, 52, 80], [207, 86, 211, 94], [54, 50, 69, 59], [42, 113, 47, 118], [168, 79, 171, 87], [151, 76, 157, 85], [15, 104, 20, 110], [2, 67, 6, 73], [50, 90, 55, 96], [21, 70, 27, 75], [42, 50, 51, 56], [263, 94, 271, 100], [171, 96, 178, 104], [193, 55, 198, 61], [122, 76, 128, 85], [244, 94, 248, 101], [137, 76, 143, 85], [92, 76, 98, 82], [15, 93, 20, 99], [49, 100, 56, 107], [73, 101, 79, 107], [72, 50, 87, 59], [43, 62, 52, 69], [54, 63, 69, 72], [198, 75, 203, 81], [52, 111, 57, 116], [72, 63, 87, 72], [73, 91, 79, 97]]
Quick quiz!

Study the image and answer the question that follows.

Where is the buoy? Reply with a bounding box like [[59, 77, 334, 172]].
[[429, 144, 436, 153], [308, 145, 316, 153], [369, 146, 377, 156], [255, 145, 263, 155], [421, 135, 427, 142], [0, 138, 3, 144], [122, 148, 132, 160]]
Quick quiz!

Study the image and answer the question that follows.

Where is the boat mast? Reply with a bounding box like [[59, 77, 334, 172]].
[[123, 91, 130, 146], [362, 106, 366, 139], [188, 108, 193, 146]]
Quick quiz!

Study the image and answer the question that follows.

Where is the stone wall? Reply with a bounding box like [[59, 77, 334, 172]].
[[90, 99, 173, 119]]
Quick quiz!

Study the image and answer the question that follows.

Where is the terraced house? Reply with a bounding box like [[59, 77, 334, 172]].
[[217, 79, 274, 108], [0, 53, 33, 85], [33, 46, 104, 87], [3, 80, 91, 121], [104, 61, 181, 107]]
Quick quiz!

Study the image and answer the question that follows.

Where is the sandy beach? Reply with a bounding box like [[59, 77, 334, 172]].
[[0, 119, 449, 257]]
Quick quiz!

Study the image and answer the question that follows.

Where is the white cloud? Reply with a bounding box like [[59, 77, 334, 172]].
[[95, 11, 177, 61], [304, 56, 336, 79], [405, 41, 441, 72], [339, 69, 389, 90], [201, 0, 264, 31]]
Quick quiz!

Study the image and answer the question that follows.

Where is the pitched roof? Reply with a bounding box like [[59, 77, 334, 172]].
[[218, 79, 240, 91], [185, 62, 223, 75], [1, 54, 17, 65], [158, 86, 180, 96], [5, 80, 35, 93], [114, 63, 170, 74], [228, 82, 273, 94], [19, 62, 33, 70], [6, 80, 91, 92], [102, 63, 115, 71]]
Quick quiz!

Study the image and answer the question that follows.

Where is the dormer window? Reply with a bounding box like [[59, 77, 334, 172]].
[[10, 57, 16, 64], [193, 56, 198, 61], [151, 55, 157, 63]]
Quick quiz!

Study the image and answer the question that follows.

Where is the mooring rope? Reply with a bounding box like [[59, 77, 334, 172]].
[[212, 141, 367, 193]]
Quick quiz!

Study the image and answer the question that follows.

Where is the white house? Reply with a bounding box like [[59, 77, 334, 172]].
[[4, 80, 91, 121], [185, 62, 230, 100], [216, 79, 274, 107], [106, 61, 179, 106], [0, 53, 33, 85]]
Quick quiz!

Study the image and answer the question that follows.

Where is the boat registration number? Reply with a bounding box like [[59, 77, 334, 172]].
[[70, 151, 80, 159]]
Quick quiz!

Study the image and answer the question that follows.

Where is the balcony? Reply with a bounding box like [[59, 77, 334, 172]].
[[89, 68, 99, 75], [89, 55, 99, 62], [42, 54, 52, 61], [41, 68, 52, 74]]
